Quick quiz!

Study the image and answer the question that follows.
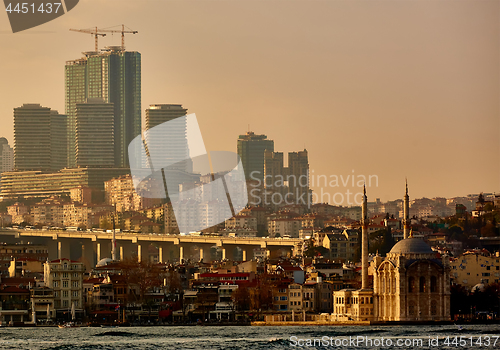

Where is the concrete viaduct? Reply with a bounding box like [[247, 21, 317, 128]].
[[0, 229, 303, 269]]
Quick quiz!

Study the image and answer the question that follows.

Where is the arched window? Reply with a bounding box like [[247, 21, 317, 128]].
[[430, 276, 437, 293], [408, 277, 415, 293], [419, 277, 426, 293]]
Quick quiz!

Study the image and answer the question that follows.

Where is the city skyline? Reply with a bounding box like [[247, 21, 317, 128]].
[[0, 0, 498, 203]]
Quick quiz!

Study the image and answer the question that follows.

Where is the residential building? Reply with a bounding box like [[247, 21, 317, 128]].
[[13, 104, 67, 171], [237, 131, 274, 184], [66, 47, 141, 167], [75, 99, 115, 167], [44, 259, 85, 310], [0, 244, 48, 277], [0, 167, 129, 201], [30, 287, 55, 323], [450, 252, 500, 289], [144, 104, 191, 176], [0, 137, 14, 180]]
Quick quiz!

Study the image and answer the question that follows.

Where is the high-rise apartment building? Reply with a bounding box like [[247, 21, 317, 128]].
[[0, 138, 14, 174], [65, 46, 141, 168], [13, 104, 67, 172], [264, 149, 309, 207], [75, 98, 115, 167], [144, 104, 190, 173], [237, 131, 274, 183]]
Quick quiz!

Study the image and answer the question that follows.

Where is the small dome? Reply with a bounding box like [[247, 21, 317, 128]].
[[472, 283, 485, 293], [96, 258, 113, 267], [389, 237, 434, 255]]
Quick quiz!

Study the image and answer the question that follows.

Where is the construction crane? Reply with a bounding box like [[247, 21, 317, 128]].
[[69, 27, 106, 52], [99, 24, 138, 50]]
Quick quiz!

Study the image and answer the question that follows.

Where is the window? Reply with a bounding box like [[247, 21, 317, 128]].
[[72, 281, 79, 288], [63, 290, 68, 298], [63, 281, 68, 288], [430, 276, 437, 293], [53, 273, 57, 278], [63, 300, 68, 307], [408, 277, 415, 293], [419, 277, 426, 293], [62, 273, 68, 278], [72, 291, 78, 298], [54, 281, 59, 288]]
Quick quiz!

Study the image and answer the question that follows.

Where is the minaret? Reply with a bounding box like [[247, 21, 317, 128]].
[[403, 179, 410, 240], [361, 184, 369, 289], [112, 212, 117, 261]]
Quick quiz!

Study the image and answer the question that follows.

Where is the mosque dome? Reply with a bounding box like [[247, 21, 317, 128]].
[[472, 283, 485, 293], [388, 237, 434, 256], [96, 258, 113, 267]]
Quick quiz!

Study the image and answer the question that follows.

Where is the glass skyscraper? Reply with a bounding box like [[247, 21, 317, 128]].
[[65, 46, 141, 168], [13, 104, 67, 172], [237, 131, 274, 183]]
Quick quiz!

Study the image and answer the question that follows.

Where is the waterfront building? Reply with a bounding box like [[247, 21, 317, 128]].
[[333, 184, 451, 322], [30, 287, 55, 323], [44, 258, 85, 311], [13, 104, 67, 172], [0, 286, 30, 324], [66, 47, 141, 167], [0, 244, 48, 277]]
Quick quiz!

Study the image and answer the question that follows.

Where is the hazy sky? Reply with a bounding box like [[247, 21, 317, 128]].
[[1, 0, 498, 204]]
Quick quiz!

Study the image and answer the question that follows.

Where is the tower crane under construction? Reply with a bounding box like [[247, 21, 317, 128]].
[[69, 27, 106, 52], [69, 24, 138, 51]]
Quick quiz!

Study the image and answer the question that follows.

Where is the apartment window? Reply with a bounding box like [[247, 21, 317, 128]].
[[54, 281, 59, 288], [62, 273, 68, 278], [63, 281, 68, 288], [72, 281, 79, 288], [63, 290, 68, 298], [53, 273, 57, 278], [72, 291, 78, 298], [63, 300, 68, 308], [73, 273, 78, 278]]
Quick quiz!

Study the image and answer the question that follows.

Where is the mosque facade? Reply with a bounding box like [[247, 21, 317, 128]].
[[333, 183, 451, 322]]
